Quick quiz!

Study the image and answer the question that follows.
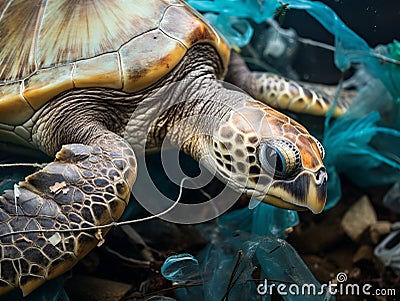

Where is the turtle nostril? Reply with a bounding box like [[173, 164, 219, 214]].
[[315, 167, 327, 184]]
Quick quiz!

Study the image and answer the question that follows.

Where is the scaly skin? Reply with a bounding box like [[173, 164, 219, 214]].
[[226, 51, 354, 117], [0, 133, 136, 296], [207, 99, 327, 213]]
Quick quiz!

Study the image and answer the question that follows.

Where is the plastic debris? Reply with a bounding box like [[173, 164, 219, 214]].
[[13, 183, 20, 213], [186, 0, 278, 46], [383, 180, 400, 213], [187, 0, 279, 23], [323, 111, 400, 186], [284, 1, 400, 202], [161, 253, 201, 283], [159, 202, 331, 300], [48, 232, 62, 246], [251, 202, 299, 237], [218, 203, 299, 239], [279, 1, 400, 98], [251, 235, 334, 301], [261, 20, 297, 60], [282, 2, 400, 208], [203, 13, 254, 47], [161, 232, 334, 300], [321, 46, 400, 199], [187, 0, 400, 84], [252, 19, 300, 79], [161, 254, 204, 301], [202, 236, 263, 301], [374, 230, 400, 275]]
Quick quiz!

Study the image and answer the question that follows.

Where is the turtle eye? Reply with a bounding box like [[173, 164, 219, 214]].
[[263, 145, 286, 176], [259, 138, 301, 179]]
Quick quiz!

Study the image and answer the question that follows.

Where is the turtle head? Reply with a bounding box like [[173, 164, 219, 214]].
[[209, 100, 327, 213]]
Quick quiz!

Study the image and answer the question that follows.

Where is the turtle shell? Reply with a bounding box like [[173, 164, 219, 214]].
[[0, 0, 230, 129]]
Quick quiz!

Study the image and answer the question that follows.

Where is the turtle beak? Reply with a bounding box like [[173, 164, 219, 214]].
[[263, 167, 328, 213]]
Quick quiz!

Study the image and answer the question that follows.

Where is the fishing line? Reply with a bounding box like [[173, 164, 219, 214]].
[[0, 176, 191, 239]]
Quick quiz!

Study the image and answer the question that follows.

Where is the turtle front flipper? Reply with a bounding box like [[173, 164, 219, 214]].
[[226, 51, 355, 117], [0, 133, 136, 296]]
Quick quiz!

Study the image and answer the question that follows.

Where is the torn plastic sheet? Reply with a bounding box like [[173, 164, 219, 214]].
[[161, 232, 334, 300]]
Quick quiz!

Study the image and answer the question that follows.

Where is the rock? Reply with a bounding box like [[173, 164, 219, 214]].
[[369, 221, 392, 244], [353, 245, 374, 263], [341, 196, 377, 241]]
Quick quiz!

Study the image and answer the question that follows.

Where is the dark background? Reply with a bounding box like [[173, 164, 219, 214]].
[[280, 0, 400, 83]]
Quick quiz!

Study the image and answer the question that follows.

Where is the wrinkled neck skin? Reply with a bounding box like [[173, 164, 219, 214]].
[[146, 78, 250, 158]]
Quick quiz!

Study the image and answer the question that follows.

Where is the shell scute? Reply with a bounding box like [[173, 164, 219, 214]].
[[73, 52, 122, 89], [120, 29, 186, 93], [0, 84, 34, 125], [23, 64, 74, 110], [0, 0, 230, 126], [160, 5, 230, 71]]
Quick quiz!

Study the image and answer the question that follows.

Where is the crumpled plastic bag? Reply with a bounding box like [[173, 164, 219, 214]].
[[161, 232, 334, 301]]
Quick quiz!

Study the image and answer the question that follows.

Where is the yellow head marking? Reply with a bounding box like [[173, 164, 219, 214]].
[[209, 100, 327, 213]]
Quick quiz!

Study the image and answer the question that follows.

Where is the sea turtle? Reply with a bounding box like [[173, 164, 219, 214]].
[[0, 0, 337, 296]]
